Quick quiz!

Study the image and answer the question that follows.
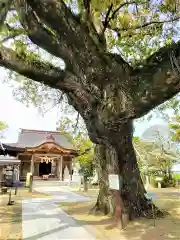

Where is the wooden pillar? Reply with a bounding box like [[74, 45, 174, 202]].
[[69, 157, 73, 180], [30, 154, 34, 174], [17, 154, 22, 178], [57, 160, 60, 179], [57, 156, 63, 180], [60, 156, 63, 181], [17, 165, 20, 181]]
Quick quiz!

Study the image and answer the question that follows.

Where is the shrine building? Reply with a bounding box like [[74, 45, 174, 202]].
[[0, 129, 77, 181]]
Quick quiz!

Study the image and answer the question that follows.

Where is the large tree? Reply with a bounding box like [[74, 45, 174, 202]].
[[1, 0, 180, 219]]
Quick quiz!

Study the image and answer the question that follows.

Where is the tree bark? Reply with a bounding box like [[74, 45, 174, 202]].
[[0, 0, 12, 29], [93, 145, 115, 215], [92, 123, 164, 220]]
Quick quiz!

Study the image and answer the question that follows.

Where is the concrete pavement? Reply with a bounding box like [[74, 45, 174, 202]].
[[23, 186, 180, 239], [22, 187, 95, 240]]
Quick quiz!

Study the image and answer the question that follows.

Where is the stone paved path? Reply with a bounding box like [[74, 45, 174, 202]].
[[22, 187, 95, 240]]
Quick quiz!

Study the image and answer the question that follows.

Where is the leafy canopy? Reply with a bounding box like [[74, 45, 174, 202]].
[[1, 0, 180, 108]]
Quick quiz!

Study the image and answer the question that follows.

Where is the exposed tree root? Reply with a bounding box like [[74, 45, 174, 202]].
[[90, 196, 167, 221]]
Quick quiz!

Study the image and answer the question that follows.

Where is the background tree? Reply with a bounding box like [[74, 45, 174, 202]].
[[169, 115, 180, 142], [56, 116, 94, 179], [133, 134, 179, 187], [1, 0, 180, 218]]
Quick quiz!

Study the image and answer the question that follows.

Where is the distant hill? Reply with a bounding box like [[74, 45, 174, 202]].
[[142, 124, 171, 141]]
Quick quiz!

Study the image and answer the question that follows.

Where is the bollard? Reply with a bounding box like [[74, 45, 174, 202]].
[[145, 194, 156, 227], [7, 188, 14, 205], [29, 175, 33, 193], [157, 182, 161, 189], [14, 187, 18, 195]]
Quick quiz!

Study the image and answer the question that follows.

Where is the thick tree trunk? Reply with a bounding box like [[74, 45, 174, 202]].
[[92, 123, 164, 220], [93, 145, 115, 215]]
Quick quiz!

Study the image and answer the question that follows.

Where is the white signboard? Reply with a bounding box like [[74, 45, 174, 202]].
[[155, 177, 163, 182], [72, 175, 81, 184], [108, 174, 120, 190]]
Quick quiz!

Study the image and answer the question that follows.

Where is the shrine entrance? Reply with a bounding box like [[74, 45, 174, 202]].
[[18, 139, 77, 179], [39, 162, 51, 176]]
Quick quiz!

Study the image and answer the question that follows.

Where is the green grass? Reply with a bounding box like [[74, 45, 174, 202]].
[[173, 173, 180, 180]]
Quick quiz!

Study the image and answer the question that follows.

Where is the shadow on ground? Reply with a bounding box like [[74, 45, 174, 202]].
[[0, 195, 22, 239], [59, 195, 180, 240]]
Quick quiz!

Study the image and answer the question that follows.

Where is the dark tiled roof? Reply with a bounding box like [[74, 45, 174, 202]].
[[11, 129, 74, 150], [0, 143, 24, 152]]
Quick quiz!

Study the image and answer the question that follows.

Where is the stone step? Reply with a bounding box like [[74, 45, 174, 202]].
[[33, 180, 73, 187], [33, 180, 82, 189]]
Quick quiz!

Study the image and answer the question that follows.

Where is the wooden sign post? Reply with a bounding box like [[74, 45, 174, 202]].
[[108, 174, 124, 229]]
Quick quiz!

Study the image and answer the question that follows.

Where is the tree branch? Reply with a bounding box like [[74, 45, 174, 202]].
[[83, 0, 91, 15], [82, 0, 107, 50], [0, 27, 25, 43], [0, 45, 66, 88], [0, 0, 12, 30], [73, 113, 80, 133], [0, 45, 94, 113], [102, 4, 113, 32], [102, 1, 147, 32], [107, 15, 180, 34], [132, 41, 180, 117], [15, 0, 76, 74], [26, 0, 106, 73]]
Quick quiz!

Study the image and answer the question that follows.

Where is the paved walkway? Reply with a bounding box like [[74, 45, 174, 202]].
[[22, 187, 95, 240]]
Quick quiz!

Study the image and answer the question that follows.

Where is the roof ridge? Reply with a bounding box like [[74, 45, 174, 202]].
[[20, 129, 62, 134]]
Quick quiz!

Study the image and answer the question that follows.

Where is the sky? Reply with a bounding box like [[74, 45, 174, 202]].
[[0, 69, 60, 143], [0, 67, 165, 143]]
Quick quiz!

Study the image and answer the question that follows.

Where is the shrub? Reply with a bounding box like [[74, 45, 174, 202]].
[[173, 173, 180, 180], [161, 175, 176, 188]]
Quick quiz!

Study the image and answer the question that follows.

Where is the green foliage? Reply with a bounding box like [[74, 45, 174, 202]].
[[169, 115, 180, 142], [77, 138, 94, 178], [133, 136, 178, 174], [56, 116, 94, 177], [1, 0, 180, 111], [0, 121, 8, 138], [0, 121, 7, 131], [73, 131, 94, 178], [173, 173, 180, 180], [150, 174, 176, 188], [161, 175, 176, 188]]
